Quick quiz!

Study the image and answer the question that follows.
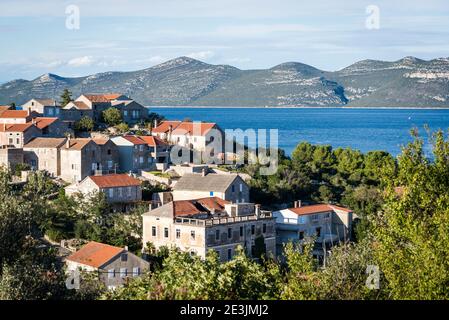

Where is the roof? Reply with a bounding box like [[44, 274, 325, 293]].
[[152, 121, 182, 133], [289, 204, 352, 216], [33, 99, 57, 106], [66, 241, 124, 268], [88, 174, 141, 188], [0, 123, 34, 133], [171, 122, 216, 136], [123, 135, 147, 145], [173, 173, 243, 193], [32, 117, 58, 129], [138, 135, 167, 147], [0, 105, 12, 115], [64, 138, 93, 150], [0, 110, 29, 118], [65, 101, 90, 110], [145, 197, 230, 218], [81, 93, 124, 103], [92, 138, 110, 145], [24, 137, 66, 148]]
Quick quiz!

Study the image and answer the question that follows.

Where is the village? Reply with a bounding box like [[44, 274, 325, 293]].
[[0, 92, 354, 290]]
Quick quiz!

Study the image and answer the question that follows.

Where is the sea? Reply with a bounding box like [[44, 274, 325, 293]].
[[150, 107, 449, 157]]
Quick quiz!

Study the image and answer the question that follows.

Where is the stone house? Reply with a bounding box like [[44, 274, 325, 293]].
[[32, 117, 71, 137], [0, 109, 38, 124], [110, 99, 148, 124], [59, 137, 119, 183], [64, 173, 142, 204], [23, 138, 66, 177], [65, 241, 149, 290], [62, 101, 94, 124], [172, 172, 250, 203], [142, 197, 276, 261], [0, 123, 42, 148], [22, 99, 62, 118]]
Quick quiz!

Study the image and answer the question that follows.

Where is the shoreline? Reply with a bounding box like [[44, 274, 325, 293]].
[[148, 106, 449, 110]]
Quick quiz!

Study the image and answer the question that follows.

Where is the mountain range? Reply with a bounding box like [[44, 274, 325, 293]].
[[1, 56, 448, 107]]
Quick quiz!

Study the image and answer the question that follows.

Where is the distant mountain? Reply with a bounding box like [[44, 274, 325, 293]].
[[1, 56, 448, 107]]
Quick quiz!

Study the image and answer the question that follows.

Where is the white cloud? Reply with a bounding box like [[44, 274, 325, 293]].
[[186, 50, 215, 60], [67, 56, 95, 67]]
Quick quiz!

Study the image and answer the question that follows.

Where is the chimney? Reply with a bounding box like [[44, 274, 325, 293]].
[[153, 119, 158, 129], [124, 245, 128, 251], [66, 134, 71, 149], [294, 200, 302, 208], [27, 107, 31, 116], [255, 204, 261, 218]]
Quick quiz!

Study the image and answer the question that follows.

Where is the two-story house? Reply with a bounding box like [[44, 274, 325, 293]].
[[142, 197, 276, 261], [22, 99, 62, 118], [65, 241, 149, 290], [0, 123, 41, 148], [172, 172, 250, 203], [23, 138, 66, 177], [273, 202, 354, 258]]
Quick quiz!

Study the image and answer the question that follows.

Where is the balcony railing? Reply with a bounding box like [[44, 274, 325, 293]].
[[174, 211, 272, 226]]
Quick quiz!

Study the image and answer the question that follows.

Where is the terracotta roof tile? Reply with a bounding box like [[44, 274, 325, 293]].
[[66, 241, 124, 268], [123, 135, 147, 145], [24, 137, 66, 148], [66, 101, 90, 110], [64, 138, 93, 150], [171, 122, 216, 136], [0, 123, 34, 132], [173, 197, 229, 217], [139, 135, 168, 147], [32, 117, 58, 129], [0, 110, 29, 118], [289, 204, 352, 216], [89, 174, 141, 188], [152, 121, 182, 133]]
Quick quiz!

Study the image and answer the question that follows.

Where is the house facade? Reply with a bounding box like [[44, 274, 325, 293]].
[[65, 241, 149, 290], [142, 197, 276, 261], [22, 99, 62, 118], [64, 173, 142, 205], [23, 138, 66, 177], [172, 172, 250, 203], [0, 123, 42, 148], [0, 145, 23, 169], [273, 202, 354, 257]]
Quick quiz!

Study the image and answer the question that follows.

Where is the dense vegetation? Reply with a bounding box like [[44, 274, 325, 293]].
[[1, 129, 449, 299]]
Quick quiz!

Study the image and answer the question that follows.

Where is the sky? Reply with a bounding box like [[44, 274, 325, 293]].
[[0, 0, 448, 83]]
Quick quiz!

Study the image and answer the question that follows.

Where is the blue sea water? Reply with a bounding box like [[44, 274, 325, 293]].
[[151, 107, 449, 157]]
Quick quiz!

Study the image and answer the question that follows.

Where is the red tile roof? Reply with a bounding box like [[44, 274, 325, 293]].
[[0, 123, 34, 133], [82, 93, 122, 103], [64, 138, 93, 150], [289, 204, 352, 216], [171, 122, 216, 136], [137, 135, 168, 147], [173, 197, 229, 217], [0, 110, 29, 118], [0, 106, 12, 115], [152, 121, 182, 133], [66, 241, 124, 268], [32, 117, 58, 129], [123, 135, 147, 145], [89, 174, 141, 188]]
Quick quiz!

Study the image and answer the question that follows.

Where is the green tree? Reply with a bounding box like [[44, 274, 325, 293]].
[[75, 116, 94, 132], [60, 89, 73, 107], [103, 108, 122, 126], [115, 122, 129, 134]]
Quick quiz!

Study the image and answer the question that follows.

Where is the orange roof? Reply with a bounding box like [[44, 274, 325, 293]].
[[67, 101, 90, 110], [92, 138, 110, 145], [0, 105, 12, 115], [289, 204, 352, 216], [66, 241, 124, 268], [32, 117, 58, 129], [89, 174, 141, 188], [123, 135, 147, 145], [139, 135, 168, 147], [0, 110, 29, 118], [82, 93, 122, 103], [64, 138, 92, 150], [173, 197, 229, 217], [0, 123, 34, 133], [171, 122, 216, 136], [152, 121, 182, 133]]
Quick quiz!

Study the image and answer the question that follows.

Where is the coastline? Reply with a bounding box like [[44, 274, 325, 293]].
[[148, 105, 449, 110]]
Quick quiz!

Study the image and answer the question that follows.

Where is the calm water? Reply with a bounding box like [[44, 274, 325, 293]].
[[151, 107, 449, 156]]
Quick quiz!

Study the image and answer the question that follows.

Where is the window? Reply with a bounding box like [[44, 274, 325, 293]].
[[191, 230, 195, 240], [209, 191, 214, 196], [231, 185, 235, 192], [251, 225, 255, 235], [152, 226, 156, 237], [239, 183, 243, 192], [164, 227, 169, 238], [8, 138, 13, 144], [227, 248, 232, 260], [316, 227, 321, 238], [262, 223, 267, 233], [227, 228, 232, 239], [215, 229, 220, 240], [132, 267, 140, 277], [108, 188, 114, 198], [190, 250, 196, 256], [124, 110, 128, 116], [139, 145, 144, 152], [121, 253, 128, 262], [240, 226, 244, 237], [120, 268, 127, 278], [107, 149, 111, 155], [298, 216, 306, 224], [299, 231, 305, 240], [139, 156, 144, 164], [127, 187, 132, 195], [176, 229, 180, 239], [16, 138, 20, 145], [108, 269, 115, 278], [107, 160, 113, 169]]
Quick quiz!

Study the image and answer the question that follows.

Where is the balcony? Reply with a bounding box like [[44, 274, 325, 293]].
[[174, 211, 272, 227]]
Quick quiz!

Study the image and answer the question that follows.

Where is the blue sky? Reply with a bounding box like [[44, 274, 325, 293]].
[[0, 0, 448, 83]]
